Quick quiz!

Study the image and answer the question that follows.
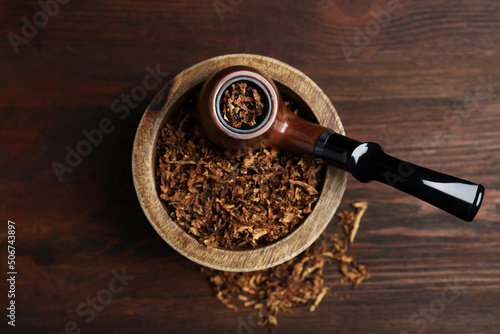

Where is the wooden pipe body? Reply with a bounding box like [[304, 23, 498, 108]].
[[197, 66, 326, 157]]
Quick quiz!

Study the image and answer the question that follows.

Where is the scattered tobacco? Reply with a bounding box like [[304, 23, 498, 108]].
[[156, 99, 323, 249], [202, 202, 370, 329], [221, 82, 264, 128], [332, 202, 370, 288]]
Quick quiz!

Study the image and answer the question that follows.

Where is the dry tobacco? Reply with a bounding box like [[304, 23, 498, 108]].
[[202, 202, 370, 329], [221, 82, 264, 128], [156, 99, 323, 249]]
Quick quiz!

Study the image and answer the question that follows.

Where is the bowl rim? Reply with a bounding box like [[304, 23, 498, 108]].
[[132, 54, 347, 272]]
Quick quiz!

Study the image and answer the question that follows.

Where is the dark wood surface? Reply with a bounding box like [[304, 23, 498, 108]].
[[1, 1, 499, 333]]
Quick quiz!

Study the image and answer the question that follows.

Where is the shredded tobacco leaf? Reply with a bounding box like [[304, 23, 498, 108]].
[[338, 201, 368, 244], [202, 202, 370, 329], [156, 99, 323, 249], [221, 82, 264, 128]]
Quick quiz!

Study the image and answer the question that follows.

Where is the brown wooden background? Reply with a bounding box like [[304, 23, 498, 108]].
[[1, 0, 499, 333]]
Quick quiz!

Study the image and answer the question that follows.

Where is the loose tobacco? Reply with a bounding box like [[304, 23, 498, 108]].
[[221, 82, 264, 128], [202, 202, 370, 329], [156, 99, 323, 249]]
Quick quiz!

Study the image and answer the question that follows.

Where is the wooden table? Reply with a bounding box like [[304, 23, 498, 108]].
[[1, 1, 499, 333]]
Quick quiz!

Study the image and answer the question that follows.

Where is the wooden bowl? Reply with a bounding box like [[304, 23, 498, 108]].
[[132, 54, 347, 272]]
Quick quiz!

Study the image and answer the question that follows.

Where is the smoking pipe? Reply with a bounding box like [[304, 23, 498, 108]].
[[196, 66, 484, 222]]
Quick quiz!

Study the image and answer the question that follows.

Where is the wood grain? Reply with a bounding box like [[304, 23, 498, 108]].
[[0, 0, 499, 333]]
